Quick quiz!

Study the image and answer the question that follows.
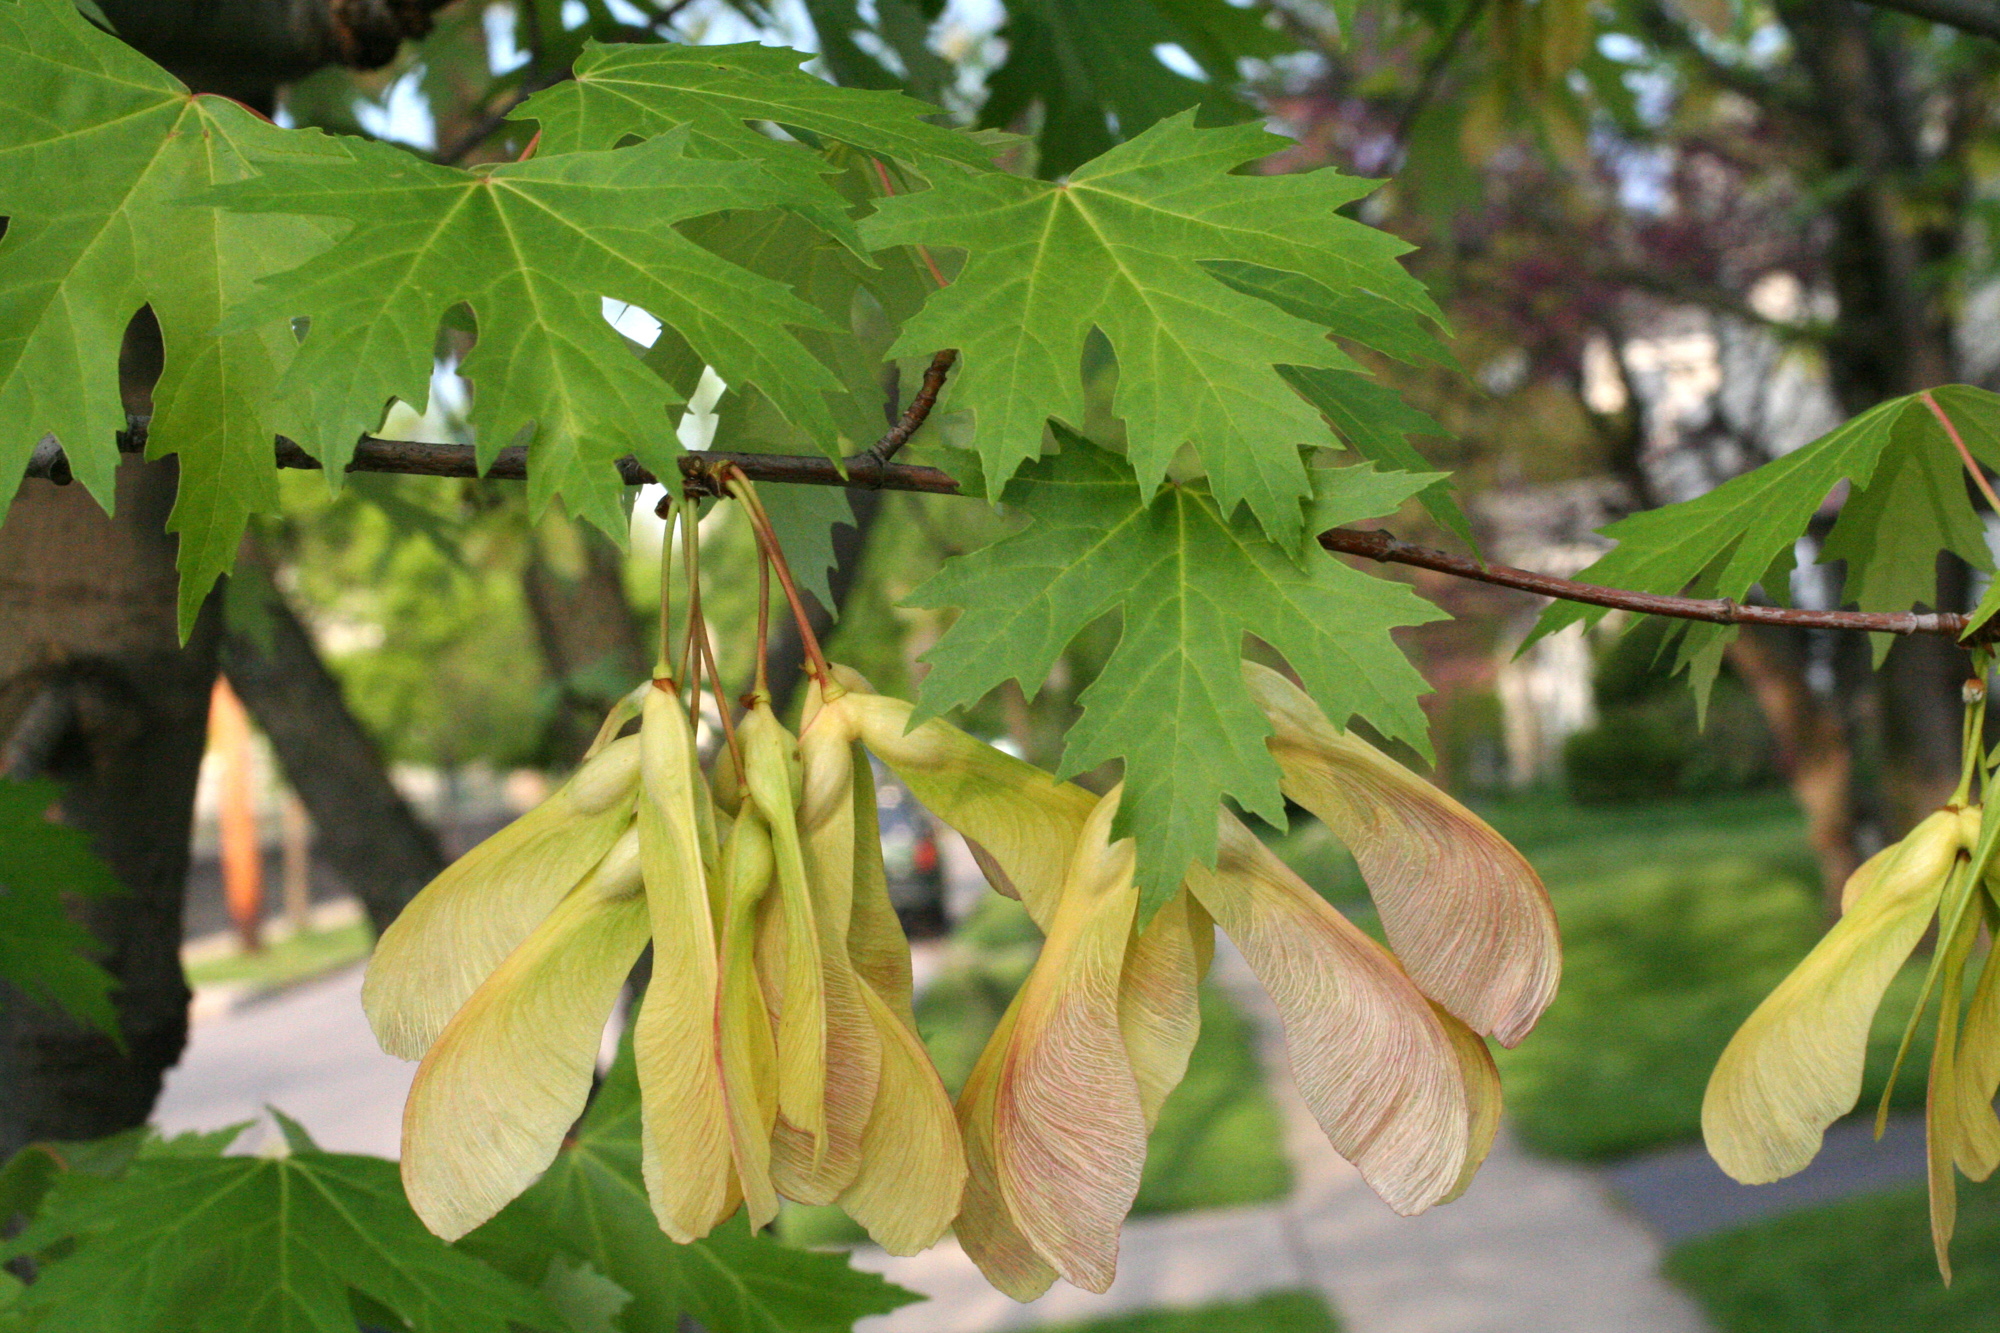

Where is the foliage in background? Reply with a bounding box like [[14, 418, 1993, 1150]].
[[1563, 620, 1776, 805], [278, 473, 548, 770], [1033, 1289, 1342, 1333]]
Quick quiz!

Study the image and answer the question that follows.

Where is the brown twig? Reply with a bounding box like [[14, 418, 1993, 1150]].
[[23, 419, 966, 495], [1316, 527, 1988, 642], [24, 423, 1991, 642], [696, 605, 742, 777], [859, 348, 957, 470]]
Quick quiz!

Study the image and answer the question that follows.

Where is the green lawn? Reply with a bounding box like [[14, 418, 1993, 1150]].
[[780, 897, 1291, 1245], [184, 920, 373, 991], [1032, 1289, 1338, 1333], [1667, 1178, 2000, 1332], [1268, 789, 1943, 1162]]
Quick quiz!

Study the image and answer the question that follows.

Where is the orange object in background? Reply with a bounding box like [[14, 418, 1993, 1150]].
[[210, 677, 263, 952]]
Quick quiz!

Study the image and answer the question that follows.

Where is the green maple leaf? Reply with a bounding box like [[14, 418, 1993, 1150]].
[[2, 1118, 563, 1333], [1281, 365, 1473, 545], [0, 778, 120, 1038], [1529, 385, 2000, 706], [463, 1042, 920, 1333], [0, 0, 340, 635], [210, 130, 848, 540], [517, 41, 992, 247], [860, 113, 1447, 547], [981, 0, 1287, 176], [911, 429, 1443, 914], [684, 195, 936, 609]]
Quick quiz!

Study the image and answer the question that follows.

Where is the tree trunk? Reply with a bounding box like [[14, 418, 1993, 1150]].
[[1725, 626, 1861, 908], [0, 458, 217, 1157], [219, 541, 447, 936], [521, 523, 649, 765], [1775, 0, 1970, 845], [1878, 557, 1974, 830]]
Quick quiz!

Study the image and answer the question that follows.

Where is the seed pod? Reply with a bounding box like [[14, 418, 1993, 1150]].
[[1703, 807, 1964, 1184], [1245, 661, 1558, 1048], [400, 828, 648, 1240], [633, 681, 734, 1241], [767, 687, 883, 1202], [802, 678, 962, 1252], [365, 733, 641, 1061], [989, 785, 1145, 1294], [714, 797, 780, 1230]]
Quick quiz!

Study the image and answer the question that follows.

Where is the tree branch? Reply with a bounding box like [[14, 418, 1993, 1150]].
[[18, 427, 1985, 642], [1316, 527, 1983, 641], [863, 349, 957, 466]]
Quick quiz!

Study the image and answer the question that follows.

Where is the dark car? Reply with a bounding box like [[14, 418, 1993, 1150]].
[[870, 756, 949, 939]]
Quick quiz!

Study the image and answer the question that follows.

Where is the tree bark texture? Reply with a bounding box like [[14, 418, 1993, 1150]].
[[0, 458, 218, 1158], [220, 541, 447, 936]]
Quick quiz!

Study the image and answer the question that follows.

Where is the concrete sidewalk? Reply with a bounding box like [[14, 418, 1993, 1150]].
[[154, 962, 412, 1156]]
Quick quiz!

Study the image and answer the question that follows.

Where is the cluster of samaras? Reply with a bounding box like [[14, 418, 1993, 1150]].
[[1706, 793, 2000, 1281], [365, 660, 1561, 1299]]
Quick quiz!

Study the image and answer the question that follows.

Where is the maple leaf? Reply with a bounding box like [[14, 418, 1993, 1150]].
[[210, 131, 847, 540], [463, 1042, 920, 1333], [0, 0, 340, 635], [2, 1116, 563, 1333], [517, 41, 992, 247], [980, 0, 1288, 176], [682, 196, 937, 608], [0, 778, 120, 1038], [861, 113, 1447, 547], [910, 429, 1443, 914], [1530, 385, 2000, 706]]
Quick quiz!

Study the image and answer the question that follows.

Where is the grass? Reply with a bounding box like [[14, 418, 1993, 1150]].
[[1266, 788, 1944, 1162], [779, 897, 1291, 1246], [1667, 1177, 2000, 1332], [1030, 1290, 1338, 1333], [184, 920, 373, 990], [1493, 854, 1948, 1161]]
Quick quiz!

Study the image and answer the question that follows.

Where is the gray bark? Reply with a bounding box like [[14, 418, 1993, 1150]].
[[0, 458, 218, 1158], [219, 542, 447, 936]]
